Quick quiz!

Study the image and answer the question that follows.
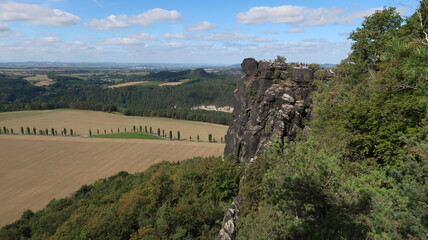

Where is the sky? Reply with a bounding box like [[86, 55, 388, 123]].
[[0, 0, 420, 64]]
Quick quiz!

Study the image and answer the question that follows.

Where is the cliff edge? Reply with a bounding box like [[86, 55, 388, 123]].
[[223, 58, 315, 162]]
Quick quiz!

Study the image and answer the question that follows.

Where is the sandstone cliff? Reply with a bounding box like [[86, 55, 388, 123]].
[[217, 58, 319, 240], [223, 58, 316, 162]]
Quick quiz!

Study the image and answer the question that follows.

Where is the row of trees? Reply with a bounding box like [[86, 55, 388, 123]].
[[87, 125, 225, 142], [0, 126, 76, 136]]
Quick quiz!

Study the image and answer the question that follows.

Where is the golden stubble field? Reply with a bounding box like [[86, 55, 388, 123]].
[[0, 110, 228, 226], [0, 109, 228, 141]]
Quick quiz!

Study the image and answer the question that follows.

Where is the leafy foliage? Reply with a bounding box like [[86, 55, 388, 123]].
[[0, 157, 242, 240], [238, 5, 428, 239]]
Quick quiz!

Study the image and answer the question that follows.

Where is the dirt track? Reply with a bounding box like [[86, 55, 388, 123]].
[[0, 135, 224, 226]]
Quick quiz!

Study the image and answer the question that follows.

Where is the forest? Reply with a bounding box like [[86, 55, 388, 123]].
[[1, 1, 427, 239], [0, 68, 238, 125]]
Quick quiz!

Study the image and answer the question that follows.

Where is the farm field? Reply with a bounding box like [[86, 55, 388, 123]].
[[0, 109, 228, 141], [0, 134, 225, 226], [107, 81, 148, 88], [23, 74, 54, 86]]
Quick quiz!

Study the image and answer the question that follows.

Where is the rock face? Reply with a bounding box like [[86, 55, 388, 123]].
[[223, 58, 316, 162]]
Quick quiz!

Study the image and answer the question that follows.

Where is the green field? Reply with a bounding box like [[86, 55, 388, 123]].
[[92, 132, 163, 140]]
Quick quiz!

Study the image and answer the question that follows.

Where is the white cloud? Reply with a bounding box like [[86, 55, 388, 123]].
[[0, 22, 11, 31], [162, 32, 276, 43], [253, 37, 277, 43], [88, 8, 181, 30], [87, 15, 129, 30], [0, 1, 79, 26], [237, 5, 381, 26], [128, 8, 181, 26], [128, 33, 158, 41], [262, 30, 278, 34], [287, 28, 305, 33], [163, 33, 194, 40], [202, 32, 254, 41], [186, 21, 217, 31], [101, 37, 144, 45]]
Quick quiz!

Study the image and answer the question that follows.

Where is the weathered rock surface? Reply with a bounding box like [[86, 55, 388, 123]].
[[223, 58, 316, 162]]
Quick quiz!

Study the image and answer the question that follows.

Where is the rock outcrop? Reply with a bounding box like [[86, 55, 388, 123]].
[[223, 58, 316, 162], [218, 58, 319, 240]]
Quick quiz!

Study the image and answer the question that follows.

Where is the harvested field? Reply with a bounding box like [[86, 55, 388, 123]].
[[107, 81, 148, 88], [24, 74, 54, 86], [0, 109, 228, 141], [0, 135, 224, 226], [159, 79, 190, 86]]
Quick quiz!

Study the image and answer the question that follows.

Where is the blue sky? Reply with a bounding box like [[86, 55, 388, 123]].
[[0, 0, 419, 64]]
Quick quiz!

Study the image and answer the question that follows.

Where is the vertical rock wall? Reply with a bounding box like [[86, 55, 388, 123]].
[[223, 58, 316, 162]]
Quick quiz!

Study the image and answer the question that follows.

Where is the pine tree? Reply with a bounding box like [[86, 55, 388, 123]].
[[63, 128, 67, 136], [177, 131, 181, 140], [51, 128, 55, 135], [169, 130, 173, 140], [70, 129, 74, 136], [133, 125, 136, 132], [27, 127, 31, 135], [21, 127, 24, 135], [157, 128, 161, 136], [89, 129, 92, 136], [208, 134, 212, 143]]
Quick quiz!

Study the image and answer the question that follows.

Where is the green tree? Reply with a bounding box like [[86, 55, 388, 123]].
[[63, 128, 67, 136], [70, 129, 74, 136], [21, 127, 24, 135], [133, 125, 136, 132], [177, 131, 180, 140], [145, 126, 148, 133], [97, 129, 100, 135], [27, 127, 30, 135], [208, 134, 212, 143], [349, 7, 403, 69], [33, 128, 36, 135], [169, 130, 173, 140], [89, 129, 92, 136], [274, 55, 286, 63], [51, 128, 55, 136], [197, 135, 200, 142], [157, 128, 161, 137]]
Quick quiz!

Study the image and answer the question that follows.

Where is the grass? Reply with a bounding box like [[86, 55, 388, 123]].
[[24, 74, 51, 81], [92, 132, 163, 140]]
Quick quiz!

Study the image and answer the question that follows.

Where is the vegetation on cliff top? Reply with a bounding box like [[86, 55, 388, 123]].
[[237, 2, 427, 239]]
